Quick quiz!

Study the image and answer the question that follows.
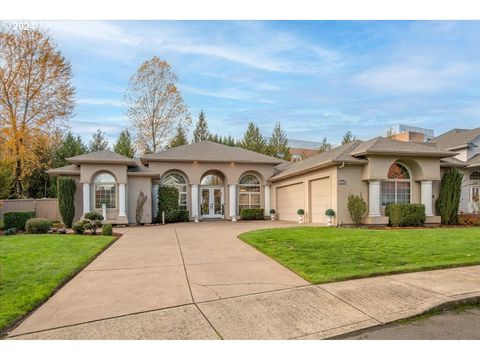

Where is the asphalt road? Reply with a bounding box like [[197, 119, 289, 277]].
[[343, 304, 480, 340]]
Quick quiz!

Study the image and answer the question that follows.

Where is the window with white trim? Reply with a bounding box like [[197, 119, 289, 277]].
[[380, 162, 411, 206], [470, 171, 480, 180], [162, 173, 188, 210], [471, 186, 480, 202], [238, 174, 261, 211], [94, 173, 116, 209]]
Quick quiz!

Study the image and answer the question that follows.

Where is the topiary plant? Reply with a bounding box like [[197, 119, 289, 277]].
[[102, 223, 113, 236], [83, 212, 104, 235], [297, 209, 305, 215], [347, 194, 367, 226], [325, 209, 335, 217], [436, 168, 463, 225], [269, 209, 276, 214], [72, 221, 85, 234], [58, 177, 76, 228], [158, 186, 180, 223]]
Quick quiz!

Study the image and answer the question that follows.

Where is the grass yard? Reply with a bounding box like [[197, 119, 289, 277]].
[[0, 234, 116, 332], [239, 227, 480, 284]]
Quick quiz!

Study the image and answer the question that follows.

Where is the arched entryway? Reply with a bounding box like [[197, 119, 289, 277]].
[[200, 171, 225, 219]]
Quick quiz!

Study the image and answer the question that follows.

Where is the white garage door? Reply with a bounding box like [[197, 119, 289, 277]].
[[277, 183, 304, 221], [310, 178, 331, 224]]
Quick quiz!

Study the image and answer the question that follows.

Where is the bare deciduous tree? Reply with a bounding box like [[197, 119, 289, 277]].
[[0, 28, 75, 197], [125, 57, 190, 154]]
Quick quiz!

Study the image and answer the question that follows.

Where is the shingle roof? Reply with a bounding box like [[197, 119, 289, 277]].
[[46, 164, 80, 175], [466, 154, 480, 168], [430, 128, 480, 150], [127, 159, 160, 178], [66, 150, 137, 165], [141, 140, 284, 164], [270, 137, 457, 182]]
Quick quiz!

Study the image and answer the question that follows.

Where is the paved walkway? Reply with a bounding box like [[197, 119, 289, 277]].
[[6, 221, 480, 339]]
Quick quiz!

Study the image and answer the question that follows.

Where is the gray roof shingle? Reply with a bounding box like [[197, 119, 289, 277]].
[[141, 140, 284, 164], [430, 128, 480, 150], [67, 150, 137, 165]]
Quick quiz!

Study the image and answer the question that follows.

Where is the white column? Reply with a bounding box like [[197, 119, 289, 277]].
[[264, 185, 271, 216], [118, 183, 127, 217], [368, 180, 381, 217], [82, 183, 90, 215], [229, 184, 237, 221], [191, 184, 199, 221], [421, 180, 433, 216], [152, 184, 159, 221]]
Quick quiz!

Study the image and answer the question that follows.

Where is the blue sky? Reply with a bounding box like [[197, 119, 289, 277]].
[[38, 20, 480, 146]]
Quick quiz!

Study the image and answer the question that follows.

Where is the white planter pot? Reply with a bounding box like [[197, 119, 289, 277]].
[[298, 216, 304, 224], [270, 214, 275, 221], [327, 216, 334, 226]]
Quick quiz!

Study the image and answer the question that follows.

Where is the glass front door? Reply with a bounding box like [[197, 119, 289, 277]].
[[200, 187, 224, 218]]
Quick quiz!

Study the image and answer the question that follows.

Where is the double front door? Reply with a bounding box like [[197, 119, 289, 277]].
[[201, 187, 224, 218]]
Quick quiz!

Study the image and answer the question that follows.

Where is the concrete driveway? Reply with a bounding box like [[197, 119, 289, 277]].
[[7, 221, 480, 340]]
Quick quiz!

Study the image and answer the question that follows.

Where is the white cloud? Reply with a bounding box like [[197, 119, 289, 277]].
[[181, 84, 254, 100], [352, 62, 472, 94], [77, 97, 124, 107]]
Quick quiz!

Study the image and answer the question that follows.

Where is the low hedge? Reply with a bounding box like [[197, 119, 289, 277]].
[[240, 208, 265, 220], [102, 223, 113, 236], [458, 213, 480, 226], [386, 204, 426, 227], [177, 210, 190, 222], [4, 211, 36, 231], [25, 218, 52, 234]]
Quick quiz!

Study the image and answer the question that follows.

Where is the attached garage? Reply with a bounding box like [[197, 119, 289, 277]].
[[276, 183, 304, 221], [310, 177, 331, 223]]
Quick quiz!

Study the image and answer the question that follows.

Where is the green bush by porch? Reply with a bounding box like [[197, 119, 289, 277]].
[[386, 203, 426, 226], [4, 211, 36, 231], [57, 177, 76, 228], [240, 208, 265, 220], [239, 227, 480, 284], [0, 234, 116, 332]]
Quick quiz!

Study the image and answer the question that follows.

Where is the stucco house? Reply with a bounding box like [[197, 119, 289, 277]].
[[48, 136, 464, 225], [432, 128, 480, 213]]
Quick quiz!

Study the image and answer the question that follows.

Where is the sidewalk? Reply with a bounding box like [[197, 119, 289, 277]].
[[9, 265, 480, 339]]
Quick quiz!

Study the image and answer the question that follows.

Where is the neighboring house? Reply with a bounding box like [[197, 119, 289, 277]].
[[430, 128, 480, 213], [286, 139, 321, 162], [48, 137, 457, 225]]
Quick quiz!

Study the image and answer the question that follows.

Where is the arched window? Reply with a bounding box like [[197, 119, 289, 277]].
[[238, 174, 261, 211], [470, 171, 480, 180], [201, 174, 223, 186], [94, 173, 116, 209], [162, 172, 187, 210], [381, 162, 411, 206]]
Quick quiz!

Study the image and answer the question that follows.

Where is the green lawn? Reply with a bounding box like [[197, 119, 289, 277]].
[[0, 234, 116, 332], [239, 227, 480, 284]]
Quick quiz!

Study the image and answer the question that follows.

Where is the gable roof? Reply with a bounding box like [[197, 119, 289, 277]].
[[46, 164, 80, 175], [66, 150, 137, 165], [141, 140, 283, 165], [430, 128, 480, 150], [466, 154, 480, 168], [270, 137, 457, 182]]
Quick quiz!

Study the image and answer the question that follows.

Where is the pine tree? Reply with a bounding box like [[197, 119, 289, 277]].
[[168, 125, 188, 149], [53, 131, 87, 168], [341, 130, 356, 145], [193, 110, 210, 142], [269, 122, 291, 160], [114, 129, 135, 158], [240, 122, 268, 154], [436, 168, 463, 224], [318, 137, 332, 153], [89, 129, 109, 152]]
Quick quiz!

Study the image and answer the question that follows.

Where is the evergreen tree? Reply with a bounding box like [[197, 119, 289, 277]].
[[193, 110, 210, 142], [341, 130, 357, 145], [114, 129, 135, 158], [269, 122, 291, 160], [89, 129, 109, 152], [240, 122, 268, 154], [436, 168, 463, 224], [168, 125, 188, 149], [52, 131, 87, 168], [318, 137, 332, 153]]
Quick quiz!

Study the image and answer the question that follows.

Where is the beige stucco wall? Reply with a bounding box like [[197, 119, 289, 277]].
[[127, 176, 153, 224], [336, 165, 368, 224], [362, 156, 441, 181], [72, 175, 84, 222]]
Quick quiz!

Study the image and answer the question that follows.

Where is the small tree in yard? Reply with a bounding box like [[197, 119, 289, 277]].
[[58, 177, 76, 228], [347, 194, 367, 226], [158, 186, 180, 223], [136, 190, 148, 225], [436, 168, 463, 225], [83, 211, 104, 235]]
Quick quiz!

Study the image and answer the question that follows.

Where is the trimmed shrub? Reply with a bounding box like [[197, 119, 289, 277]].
[[386, 204, 426, 227], [240, 208, 265, 220], [4, 211, 36, 231], [58, 177, 76, 228], [0, 220, 4, 231], [4, 227, 17, 236], [347, 194, 367, 226], [158, 186, 180, 223], [102, 223, 113, 236], [177, 210, 190, 222], [325, 208, 335, 217], [297, 209, 304, 216], [436, 168, 463, 225], [72, 221, 85, 234], [84, 211, 104, 221], [269, 209, 276, 214], [25, 218, 51, 234], [458, 213, 480, 226]]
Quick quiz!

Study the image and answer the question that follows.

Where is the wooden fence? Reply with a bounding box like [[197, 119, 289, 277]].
[[0, 198, 61, 221]]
